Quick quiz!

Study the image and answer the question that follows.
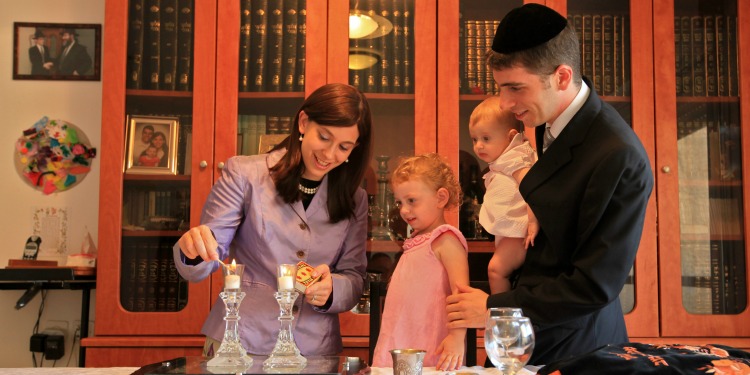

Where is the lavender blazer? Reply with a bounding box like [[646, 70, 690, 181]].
[[173, 150, 367, 355]]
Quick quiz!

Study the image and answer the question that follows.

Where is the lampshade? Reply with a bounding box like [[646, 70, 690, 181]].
[[349, 13, 378, 39], [349, 10, 393, 39], [348, 48, 381, 70]]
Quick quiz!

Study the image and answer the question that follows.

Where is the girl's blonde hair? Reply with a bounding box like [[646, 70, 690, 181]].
[[391, 153, 463, 209]]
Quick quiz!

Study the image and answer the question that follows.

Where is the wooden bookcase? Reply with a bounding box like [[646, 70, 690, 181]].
[[85, 0, 750, 367]]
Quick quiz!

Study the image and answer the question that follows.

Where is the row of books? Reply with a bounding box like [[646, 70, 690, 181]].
[[461, 20, 498, 95], [675, 15, 739, 97], [122, 185, 191, 231], [677, 119, 741, 182], [237, 114, 293, 155], [349, 0, 414, 94], [127, 0, 194, 91], [240, 0, 307, 92], [569, 13, 631, 97], [681, 240, 746, 315], [460, 13, 632, 97], [121, 239, 189, 312]]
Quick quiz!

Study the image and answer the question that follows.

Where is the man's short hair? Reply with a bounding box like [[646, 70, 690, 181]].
[[487, 4, 581, 86]]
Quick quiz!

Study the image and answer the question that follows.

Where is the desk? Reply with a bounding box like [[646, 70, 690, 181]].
[[0, 267, 96, 367]]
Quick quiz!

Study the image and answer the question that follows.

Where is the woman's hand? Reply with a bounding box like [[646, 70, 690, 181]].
[[305, 264, 332, 306], [177, 225, 219, 262]]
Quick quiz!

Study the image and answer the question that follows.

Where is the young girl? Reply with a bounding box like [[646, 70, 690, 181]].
[[372, 153, 469, 371], [469, 96, 538, 294]]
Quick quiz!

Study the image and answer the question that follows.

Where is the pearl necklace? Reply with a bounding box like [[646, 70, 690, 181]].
[[298, 184, 319, 195]]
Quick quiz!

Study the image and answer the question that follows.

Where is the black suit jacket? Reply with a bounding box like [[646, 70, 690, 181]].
[[487, 79, 654, 365], [57, 42, 92, 75], [29, 46, 51, 75]]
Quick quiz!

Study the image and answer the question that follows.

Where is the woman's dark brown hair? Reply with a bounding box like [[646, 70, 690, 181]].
[[269, 83, 373, 223]]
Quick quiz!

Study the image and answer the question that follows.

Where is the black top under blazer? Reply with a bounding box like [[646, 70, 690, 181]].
[[487, 78, 654, 366]]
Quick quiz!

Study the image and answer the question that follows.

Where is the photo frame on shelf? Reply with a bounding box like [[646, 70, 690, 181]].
[[125, 115, 179, 175], [13, 22, 101, 81]]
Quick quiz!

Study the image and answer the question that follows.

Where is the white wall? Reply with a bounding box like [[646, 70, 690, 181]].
[[0, 0, 103, 367]]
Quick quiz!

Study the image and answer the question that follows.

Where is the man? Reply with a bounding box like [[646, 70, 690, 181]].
[[57, 28, 92, 75], [446, 4, 654, 366], [28, 30, 53, 75], [131, 125, 155, 161]]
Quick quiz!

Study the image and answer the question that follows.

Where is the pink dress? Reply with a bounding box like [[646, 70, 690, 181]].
[[371, 224, 468, 368]]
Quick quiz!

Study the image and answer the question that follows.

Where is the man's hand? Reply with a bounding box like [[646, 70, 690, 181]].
[[446, 283, 489, 329]]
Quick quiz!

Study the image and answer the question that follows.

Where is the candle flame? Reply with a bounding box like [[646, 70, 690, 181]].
[[230, 259, 237, 272]]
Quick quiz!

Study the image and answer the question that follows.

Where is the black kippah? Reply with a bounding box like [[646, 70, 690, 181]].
[[492, 3, 567, 54]]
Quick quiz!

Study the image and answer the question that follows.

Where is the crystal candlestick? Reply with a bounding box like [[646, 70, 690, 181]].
[[207, 262, 253, 370], [263, 264, 307, 371], [371, 155, 392, 240]]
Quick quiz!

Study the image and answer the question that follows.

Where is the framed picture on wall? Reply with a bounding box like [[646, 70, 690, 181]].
[[125, 116, 180, 175], [13, 22, 101, 81]]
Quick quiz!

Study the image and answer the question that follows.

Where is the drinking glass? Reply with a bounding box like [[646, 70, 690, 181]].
[[484, 316, 535, 375]]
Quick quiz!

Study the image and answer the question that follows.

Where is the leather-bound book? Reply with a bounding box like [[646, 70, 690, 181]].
[[160, 0, 178, 90], [389, 0, 402, 93], [281, 0, 298, 91], [251, 0, 268, 92], [127, 0, 145, 89], [176, 0, 193, 91], [239, 0, 253, 91], [401, 0, 413, 94], [295, 0, 306, 91], [145, 0, 161, 90], [266, 0, 284, 92]]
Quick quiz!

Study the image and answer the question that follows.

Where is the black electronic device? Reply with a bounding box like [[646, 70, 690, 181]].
[[15, 282, 42, 310], [23, 236, 42, 260]]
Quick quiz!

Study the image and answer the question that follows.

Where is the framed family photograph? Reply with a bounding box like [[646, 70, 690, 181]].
[[13, 22, 101, 81], [125, 116, 180, 175]]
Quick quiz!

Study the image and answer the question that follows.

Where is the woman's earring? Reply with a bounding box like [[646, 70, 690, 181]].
[[345, 159, 349, 163], [299, 134, 304, 141]]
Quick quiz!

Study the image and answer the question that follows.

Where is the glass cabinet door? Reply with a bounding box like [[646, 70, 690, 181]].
[[214, 0, 318, 297], [453, 0, 522, 244], [657, 0, 749, 337], [98, 0, 216, 335], [333, 0, 435, 258], [564, 0, 659, 339]]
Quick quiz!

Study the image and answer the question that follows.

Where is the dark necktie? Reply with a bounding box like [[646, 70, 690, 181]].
[[543, 126, 555, 152]]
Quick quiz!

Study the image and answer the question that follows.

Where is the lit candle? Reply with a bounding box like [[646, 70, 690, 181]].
[[277, 264, 296, 291], [278, 275, 294, 291], [225, 274, 241, 289], [224, 259, 242, 289]]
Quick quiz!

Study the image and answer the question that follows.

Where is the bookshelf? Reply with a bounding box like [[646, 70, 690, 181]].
[[87, 0, 750, 367], [439, 0, 750, 359], [654, 0, 750, 343]]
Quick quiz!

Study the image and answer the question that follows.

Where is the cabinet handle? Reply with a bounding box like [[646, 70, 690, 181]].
[[661, 166, 671, 173], [199, 160, 208, 169], [218, 162, 225, 170]]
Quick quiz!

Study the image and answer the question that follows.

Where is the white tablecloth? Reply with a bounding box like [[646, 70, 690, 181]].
[[0, 368, 139, 375], [371, 365, 541, 375]]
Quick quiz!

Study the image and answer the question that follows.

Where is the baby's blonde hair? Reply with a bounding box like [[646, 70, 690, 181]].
[[469, 96, 522, 132], [390, 153, 462, 209]]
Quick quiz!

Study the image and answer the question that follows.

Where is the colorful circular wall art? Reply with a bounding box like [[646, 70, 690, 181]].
[[15, 116, 97, 195]]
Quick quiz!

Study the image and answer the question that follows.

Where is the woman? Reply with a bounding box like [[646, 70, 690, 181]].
[[173, 83, 373, 356], [149, 131, 168, 167]]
